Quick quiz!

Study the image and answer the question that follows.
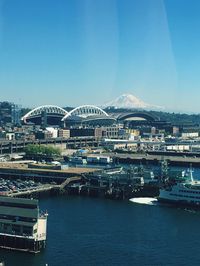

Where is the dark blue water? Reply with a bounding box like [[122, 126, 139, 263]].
[[1, 194, 200, 266]]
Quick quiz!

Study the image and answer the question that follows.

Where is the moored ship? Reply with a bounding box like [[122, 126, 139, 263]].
[[158, 169, 200, 207]]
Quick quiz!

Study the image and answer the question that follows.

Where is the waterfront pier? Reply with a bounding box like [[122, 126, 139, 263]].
[[110, 152, 200, 167], [0, 163, 99, 197]]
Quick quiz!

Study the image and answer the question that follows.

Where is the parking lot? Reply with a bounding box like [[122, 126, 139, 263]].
[[0, 177, 52, 195]]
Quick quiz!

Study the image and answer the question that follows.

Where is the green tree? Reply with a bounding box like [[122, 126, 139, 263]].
[[24, 144, 61, 160]]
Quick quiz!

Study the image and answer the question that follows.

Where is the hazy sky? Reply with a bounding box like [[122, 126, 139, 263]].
[[0, 0, 199, 112]]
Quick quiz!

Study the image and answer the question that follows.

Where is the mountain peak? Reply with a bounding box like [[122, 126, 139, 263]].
[[103, 93, 163, 110]]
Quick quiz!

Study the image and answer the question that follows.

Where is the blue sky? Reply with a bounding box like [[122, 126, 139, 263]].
[[0, 0, 200, 112]]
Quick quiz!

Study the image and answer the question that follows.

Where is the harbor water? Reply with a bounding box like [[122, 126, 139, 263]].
[[1, 193, 200, 266]]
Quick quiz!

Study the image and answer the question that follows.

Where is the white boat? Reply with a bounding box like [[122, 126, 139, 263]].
[[158, 169, 200, 206]]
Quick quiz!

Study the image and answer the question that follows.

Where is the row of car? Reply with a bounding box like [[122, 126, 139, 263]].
[[0, 178, 43, 194]]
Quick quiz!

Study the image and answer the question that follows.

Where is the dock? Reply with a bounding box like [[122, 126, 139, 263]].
[[0, 162, 98, 180], [110, 153, 200, 167], [0, 163, 99, 197]]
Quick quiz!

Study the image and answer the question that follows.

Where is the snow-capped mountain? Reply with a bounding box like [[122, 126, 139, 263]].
[[103, 94, 163, 110]]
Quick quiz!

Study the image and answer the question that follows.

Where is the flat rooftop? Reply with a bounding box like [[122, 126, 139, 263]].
[[0, 162, 99, 174]]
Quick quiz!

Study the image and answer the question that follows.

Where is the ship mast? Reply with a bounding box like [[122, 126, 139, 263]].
[[189, 164, 194, 183]]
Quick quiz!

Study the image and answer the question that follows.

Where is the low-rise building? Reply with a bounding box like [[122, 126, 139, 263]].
[[58, 129, 70, 139], [6, 133, 15, 141], [181, 132, 199, 139], [35, 130, 53, 140], [46, 127, 58, 138]]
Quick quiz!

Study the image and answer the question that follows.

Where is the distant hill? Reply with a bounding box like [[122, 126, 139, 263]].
[[150, 110, 200, 126]]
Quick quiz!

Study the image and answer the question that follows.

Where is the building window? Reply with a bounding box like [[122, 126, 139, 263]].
[[23, 226, 33, 236]]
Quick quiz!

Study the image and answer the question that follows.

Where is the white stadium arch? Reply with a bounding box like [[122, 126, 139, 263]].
[[22, 105, 68, 123], [61, 105, 109, 121]]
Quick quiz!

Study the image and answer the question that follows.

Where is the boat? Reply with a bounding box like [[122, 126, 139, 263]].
[[158, 169, 200, 207]]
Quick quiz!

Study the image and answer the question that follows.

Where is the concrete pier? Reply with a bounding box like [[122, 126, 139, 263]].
[[0, 163, 99, 181], [0, 163, 99, 197], [109, 153, 200, 167]]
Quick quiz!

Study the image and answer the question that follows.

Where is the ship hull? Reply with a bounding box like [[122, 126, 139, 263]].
[[158, 197, 200, 208], [0, 234, 46, 253]]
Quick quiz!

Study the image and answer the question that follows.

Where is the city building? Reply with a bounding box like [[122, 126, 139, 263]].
[[0, 102, 21, 126], [46, 127, 58, 138], [181, 132, 199, 139], [58, 129, 70, 139], [172, 126, 180, 136], [69, 126, 120, 139], [35, 130, 53, 140], [5, 133, 15, 141]]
